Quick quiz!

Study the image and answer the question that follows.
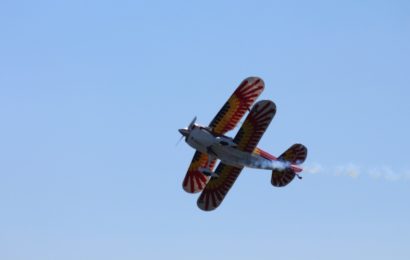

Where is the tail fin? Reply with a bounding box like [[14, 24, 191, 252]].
[[271, 144, 308, 187]]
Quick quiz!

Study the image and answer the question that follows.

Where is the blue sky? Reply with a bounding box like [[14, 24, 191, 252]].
[[1, 0, 409, 259]]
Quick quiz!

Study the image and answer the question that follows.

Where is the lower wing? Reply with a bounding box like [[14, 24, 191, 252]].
[[182, 151, 216, 193]]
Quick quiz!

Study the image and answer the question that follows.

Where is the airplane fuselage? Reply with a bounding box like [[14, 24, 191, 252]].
[[185, 124, 275, 169]]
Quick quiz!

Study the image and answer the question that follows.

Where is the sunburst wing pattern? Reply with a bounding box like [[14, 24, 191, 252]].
[[197, 164, 243, 211], [197, 100, 277, 211], [271, 168, 296, 187], [278, 144, 308, 165], [209, 77, 264, 135], [233, 100, 277, 153], [182, 151, 216, 193]]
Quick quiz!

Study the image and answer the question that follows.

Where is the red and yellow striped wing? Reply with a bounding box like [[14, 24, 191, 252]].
[[182, 151, 216, 193], [209, 77, 264, 135], [197, 100, 277, 211], [197, 164, 243, 211], [233, 100, 277, 153]]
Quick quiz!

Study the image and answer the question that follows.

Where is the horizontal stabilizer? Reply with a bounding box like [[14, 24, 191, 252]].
[[271, 144, 308, 187], [278, 144, 307, 165], [271, 168, 296, 187]]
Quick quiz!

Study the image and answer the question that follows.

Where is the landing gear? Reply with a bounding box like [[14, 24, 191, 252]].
[[206, 146, 217, 157], [199, 149, 219, 178], [199, 167, 219, 178]]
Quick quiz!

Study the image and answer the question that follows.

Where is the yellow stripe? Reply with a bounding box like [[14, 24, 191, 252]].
[[213, 95, 240, 134]]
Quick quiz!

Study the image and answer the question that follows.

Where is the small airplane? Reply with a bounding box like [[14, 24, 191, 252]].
[[178, 77, 308, 211]]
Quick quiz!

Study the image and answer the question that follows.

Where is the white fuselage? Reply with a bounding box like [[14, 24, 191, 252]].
[[186, 125, 274, 169]]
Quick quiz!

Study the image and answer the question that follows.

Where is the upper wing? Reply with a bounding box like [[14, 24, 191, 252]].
[[209, 77, 264, 135], [182, 151, 216, 193], [197, 100, 277, 211], [233, 100, 277, 152]]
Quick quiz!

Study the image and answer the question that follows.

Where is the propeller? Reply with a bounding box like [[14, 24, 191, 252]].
[[175, 135, 184, 146], [177, 116, 197, 146], [188, 116, 197, 130]]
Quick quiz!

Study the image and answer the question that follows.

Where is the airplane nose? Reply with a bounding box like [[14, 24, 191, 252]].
[[179, 128, 189, 137]]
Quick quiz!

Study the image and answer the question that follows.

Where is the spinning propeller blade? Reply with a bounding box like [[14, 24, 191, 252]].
[[176, 135, 184, 146], [177, 116, 197, 145], [188, 116, 197, 130]]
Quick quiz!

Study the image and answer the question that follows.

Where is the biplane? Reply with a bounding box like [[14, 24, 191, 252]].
[[178, 77, 308, 211]]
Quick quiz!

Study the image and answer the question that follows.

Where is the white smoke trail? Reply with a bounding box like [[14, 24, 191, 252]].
[[367, 166, 400, 181], [269, 160, 291, 170], [246, 154, 291, 170], [303, 162, 410, 182], [248, 156, 291, 170], [335, 163, 360, 179], [304, 163, 324, 174]]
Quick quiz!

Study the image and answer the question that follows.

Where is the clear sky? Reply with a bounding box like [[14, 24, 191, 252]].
[[1, 1, 409, 259]]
